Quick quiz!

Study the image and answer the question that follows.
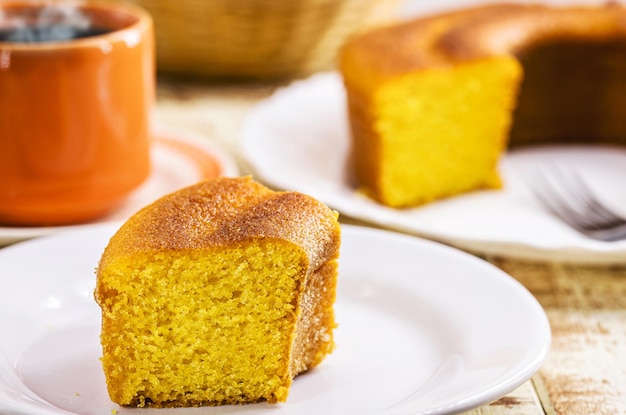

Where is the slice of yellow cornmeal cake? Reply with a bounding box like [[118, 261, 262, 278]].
[[94, 177, 341, 407]]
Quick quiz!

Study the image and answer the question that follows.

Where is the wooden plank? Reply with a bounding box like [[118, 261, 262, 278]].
[[463, 379, 545, 414], [487, 257, 626, 415]]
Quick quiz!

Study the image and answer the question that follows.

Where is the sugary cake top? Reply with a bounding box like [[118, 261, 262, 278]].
[[99, 176, 340, 272], [340, 3, 626, 86]]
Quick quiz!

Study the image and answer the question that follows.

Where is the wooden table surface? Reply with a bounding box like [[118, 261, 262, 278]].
[[156, 77, 626, 415]]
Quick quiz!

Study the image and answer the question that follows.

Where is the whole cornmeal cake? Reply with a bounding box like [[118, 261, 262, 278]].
[[340, 3, 626, 208], [94, 177, 341, 407]]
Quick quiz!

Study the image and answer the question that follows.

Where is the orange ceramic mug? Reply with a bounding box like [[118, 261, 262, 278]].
[[0, 0, 154, 226]]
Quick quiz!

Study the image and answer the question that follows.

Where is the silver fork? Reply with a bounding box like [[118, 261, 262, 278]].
[[525, 165, 626, 242]]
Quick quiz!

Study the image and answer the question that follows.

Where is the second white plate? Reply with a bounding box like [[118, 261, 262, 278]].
[[0, 224, 550, 415], [240, 72, 626, 262]]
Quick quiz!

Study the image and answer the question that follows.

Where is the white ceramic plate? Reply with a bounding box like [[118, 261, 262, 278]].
[[0, 223, 550, 415], [0, 124, 238, 247], [240, 72, 626, 263]]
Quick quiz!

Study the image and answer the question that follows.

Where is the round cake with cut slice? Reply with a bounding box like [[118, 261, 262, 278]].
[[340, 3, 626, 208]]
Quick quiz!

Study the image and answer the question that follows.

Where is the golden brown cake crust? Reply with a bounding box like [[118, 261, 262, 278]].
[[439, 3, 626, 60], [98, 176, 340, 273], [340, 3, 626, 89]]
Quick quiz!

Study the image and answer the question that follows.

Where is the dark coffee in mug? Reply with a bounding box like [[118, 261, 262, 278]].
[[0, 3, 114, 43], [0, 24, 111, 42]]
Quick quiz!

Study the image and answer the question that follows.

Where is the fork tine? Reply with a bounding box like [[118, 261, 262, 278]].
[[525, 167, 592, 229], [551, 166, 624, 227], [562, 168, 624, 225], [590, 223, 626, 242], [525, 164, 626, 241]]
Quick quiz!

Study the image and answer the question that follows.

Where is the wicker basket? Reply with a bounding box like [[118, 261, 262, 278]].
[[124, 0, 398, 80]]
